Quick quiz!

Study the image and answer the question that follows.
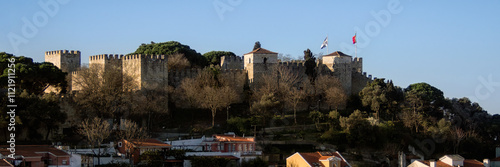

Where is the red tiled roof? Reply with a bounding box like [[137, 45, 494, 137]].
[[296, 152, 349, 167], [463, 159, 485, 167], [0, 159, 14, 167], [323, 51, 351, 57], [244, 48, 277, 55], [299, 152, 323, 167], [419, 159, 484, 167], [128, 139, 171, 148]]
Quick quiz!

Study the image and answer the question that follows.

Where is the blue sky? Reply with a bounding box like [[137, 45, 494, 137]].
[[2, 1, 500, 114]]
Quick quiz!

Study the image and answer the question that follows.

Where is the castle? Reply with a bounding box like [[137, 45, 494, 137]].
[[44, 47, 372, 95], [219, 47, 373, 95]]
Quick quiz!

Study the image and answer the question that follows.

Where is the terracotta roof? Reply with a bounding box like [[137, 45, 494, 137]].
[[299, 152, 323, 167], [214, 135, 255, 142], [244, 48, 277, 55], [323, 51, 351, 57], [419, 159, 484, 167], [463, 159, 485, 167], [128, 139, 171, 148], [296, 152, 349, 167], [0, 159, 14, 167]]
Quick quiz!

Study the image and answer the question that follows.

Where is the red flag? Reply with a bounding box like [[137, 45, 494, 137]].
[[352, 34, 357, 44]]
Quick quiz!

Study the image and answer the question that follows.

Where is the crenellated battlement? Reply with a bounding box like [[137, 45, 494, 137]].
[[352, 57, 362, 62], [123, 54, 166, 60], [45, 50, 81, 56], [221, 55, 242, 62], [89, 54, 124, 61]]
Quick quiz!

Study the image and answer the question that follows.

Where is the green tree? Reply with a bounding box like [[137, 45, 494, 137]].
[[309, 110, 324, 129], [203, 51, 236, 66], [339, 110, 374, 147], [0, 52, 67, 94], [404, 82, 445, 117], [328, 110, 341, 130], [131, 41, 208, 67], [16, 91, 66, 141], [251, 93, 280, 130], [359, 79, 403, 120]]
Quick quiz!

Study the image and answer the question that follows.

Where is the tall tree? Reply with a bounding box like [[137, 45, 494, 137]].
[[404, 82, 445, 118], [360, 79, 403, 120], [16, 91, 67, 141], [251, 93, 280, 131], [177, 67, 239, 127], [77, 117, 112, 166], [253, 41, 261, 51], [316, 75, 347, 110], [303, 49, 317, 84], [72, 65, 136, 120], [0, 52, 67, 94], [255, 65, 303, 117]]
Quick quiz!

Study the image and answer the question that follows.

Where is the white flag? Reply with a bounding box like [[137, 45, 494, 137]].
[[320, 36, 328, 49]]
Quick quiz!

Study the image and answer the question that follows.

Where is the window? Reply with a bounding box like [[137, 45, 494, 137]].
[[62, 160, 67, 165], [117, 142, 122, 147]]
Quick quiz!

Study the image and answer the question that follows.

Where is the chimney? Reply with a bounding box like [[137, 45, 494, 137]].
[[429, 160, 436, 167], [484, 159, 490, 167]]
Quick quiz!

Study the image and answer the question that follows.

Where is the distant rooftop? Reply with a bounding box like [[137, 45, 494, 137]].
[[323, 51, 351, 57], [244, 48, 278, 55]]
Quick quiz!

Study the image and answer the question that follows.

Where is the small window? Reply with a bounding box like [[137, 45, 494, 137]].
[[263, 57, 267, 64], [118, 142, 123, 147], [62, 160, 67, 165]]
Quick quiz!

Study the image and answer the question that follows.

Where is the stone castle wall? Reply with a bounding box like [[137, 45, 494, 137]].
[[221, 55, 243, 70], [48, 49, 373, 97]]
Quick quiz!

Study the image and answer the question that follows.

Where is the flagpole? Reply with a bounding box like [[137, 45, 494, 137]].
[[327, 34, 329, 54], [354, 32, 357, 58]]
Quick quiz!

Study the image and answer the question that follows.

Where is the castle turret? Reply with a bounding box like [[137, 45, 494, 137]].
[[322, 51, 353, 95], [45, 50, 81, 73], [243, 47, 278, 87]]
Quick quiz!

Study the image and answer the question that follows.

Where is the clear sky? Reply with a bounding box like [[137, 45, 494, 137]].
[[2, 1, 500, 114]]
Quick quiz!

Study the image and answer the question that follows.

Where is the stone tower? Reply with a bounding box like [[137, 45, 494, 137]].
[[45, 50, 81, 73], [122, 54, 168, 90], [321, 51, 354, 95], [243, 48, 278, 87]]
